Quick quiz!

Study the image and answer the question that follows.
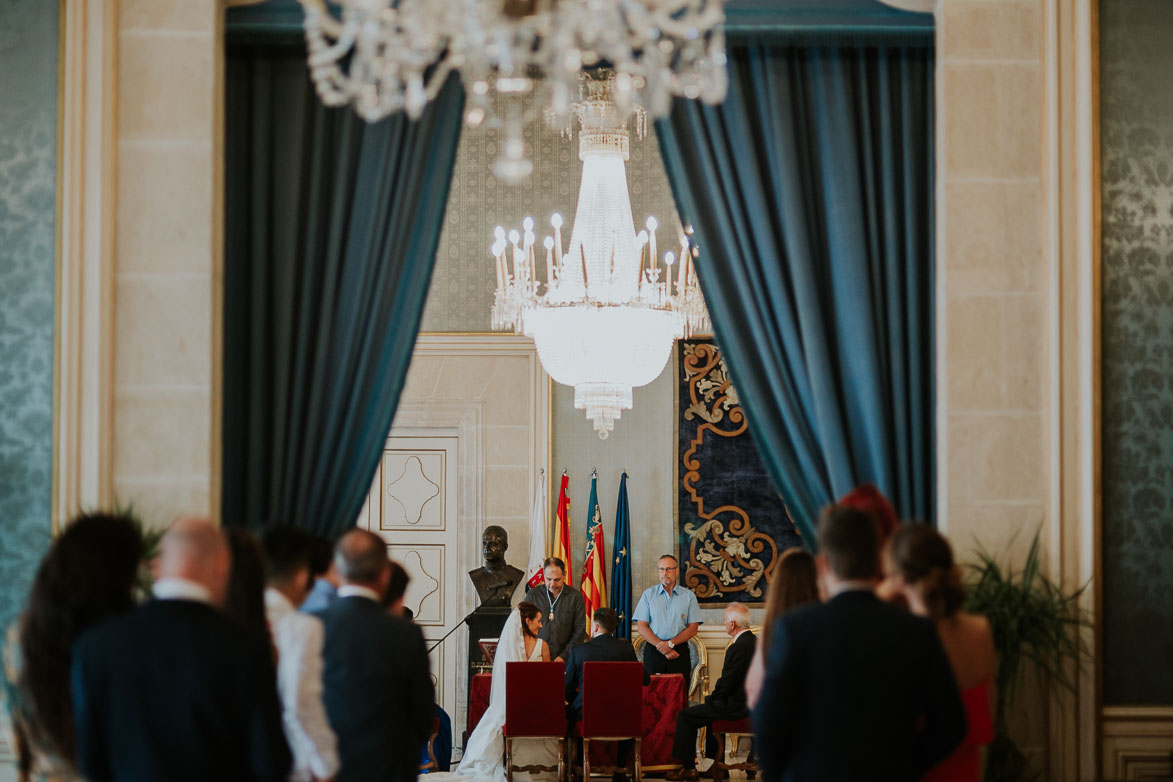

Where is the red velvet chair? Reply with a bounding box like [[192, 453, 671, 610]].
[[706, 718, 757, 780], [579, 661, 644, 782], [504, 661, 567, 782]]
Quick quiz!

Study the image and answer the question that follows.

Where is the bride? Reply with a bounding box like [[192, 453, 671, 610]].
[[440, 601, 556, 782]]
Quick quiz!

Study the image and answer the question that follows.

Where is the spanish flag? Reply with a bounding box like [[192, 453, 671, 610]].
[[581, 471, 608, 624], [551, 472, 573, 587]]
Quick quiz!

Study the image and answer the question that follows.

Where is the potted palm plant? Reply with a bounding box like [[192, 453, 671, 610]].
[[964, 531, 1091, 782]]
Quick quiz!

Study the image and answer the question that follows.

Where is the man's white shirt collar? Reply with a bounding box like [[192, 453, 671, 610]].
[[829, 580, 876, 597], [153, 577, 213, 604], [731, 627, 752, 643], [338, 584, 382, 602]]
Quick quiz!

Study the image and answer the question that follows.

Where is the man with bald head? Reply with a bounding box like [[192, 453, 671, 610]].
[[72, 516, 291, 782], [667, 602, 757, 781], [318, 529, 433, 782]]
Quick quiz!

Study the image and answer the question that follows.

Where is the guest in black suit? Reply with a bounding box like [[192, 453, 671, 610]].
[[666, 603, 757, 780], [318, 529, 434, 782], [71, 517, 291, 782], [753, 506, 967, 782]]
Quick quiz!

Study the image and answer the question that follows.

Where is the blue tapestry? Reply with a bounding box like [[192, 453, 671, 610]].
[[677, 339, 803, 605]]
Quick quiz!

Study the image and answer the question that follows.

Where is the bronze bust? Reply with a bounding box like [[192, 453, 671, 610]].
[[468, 525, 525, 608]]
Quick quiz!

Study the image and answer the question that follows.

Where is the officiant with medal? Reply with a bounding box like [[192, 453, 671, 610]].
[[522, 556, 586, 661]]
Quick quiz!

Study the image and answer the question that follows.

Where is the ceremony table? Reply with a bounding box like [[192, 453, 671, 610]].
[[467, 672, 687, 767]]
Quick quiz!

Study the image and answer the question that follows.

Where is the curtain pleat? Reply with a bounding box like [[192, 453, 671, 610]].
[[657, 42, 934, 541], [223, 44, 464, 536]]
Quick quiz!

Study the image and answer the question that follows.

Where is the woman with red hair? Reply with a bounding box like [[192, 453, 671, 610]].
[[837, 484, 905, 604], [836, 483, 900, 542]]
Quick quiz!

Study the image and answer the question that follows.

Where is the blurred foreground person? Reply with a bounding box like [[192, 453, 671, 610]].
[[72, 517, 290, 782], [302, 536, 340, 614], [744, 547, 819, 709], [318, 530, 432, 782], [225, 528, 272, 647], [263, 526, 339, 782], [3, 512, 143, 781], [887, 524, 996, 782], [753, 506, 966, 782]]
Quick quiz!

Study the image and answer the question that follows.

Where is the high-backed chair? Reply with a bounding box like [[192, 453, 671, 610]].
[[503, 661, 566, 782], [579, 661, 645, 782], [631, 635, 709, 703]]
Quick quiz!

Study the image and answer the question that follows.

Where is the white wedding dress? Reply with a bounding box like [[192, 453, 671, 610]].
[[435, 608, 558, 782]]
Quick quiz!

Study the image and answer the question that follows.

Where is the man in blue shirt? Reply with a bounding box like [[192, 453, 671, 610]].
[[633, 554, 702, 699]]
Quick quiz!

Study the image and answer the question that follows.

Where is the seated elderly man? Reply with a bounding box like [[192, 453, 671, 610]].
[[666, 603, 756, 781]]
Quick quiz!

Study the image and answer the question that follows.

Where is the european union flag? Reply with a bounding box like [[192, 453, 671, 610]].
[[611, 472, 633, 640]]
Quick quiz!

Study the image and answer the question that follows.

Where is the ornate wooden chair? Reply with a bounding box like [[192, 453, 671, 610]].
[[706, 718, 757, 780], [631, 635, 709, 703], [578, 661, 645, 782], [503, 661, 567, 782]]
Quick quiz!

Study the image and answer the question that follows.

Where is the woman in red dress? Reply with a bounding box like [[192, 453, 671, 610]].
[[885, 524, 997, 782]]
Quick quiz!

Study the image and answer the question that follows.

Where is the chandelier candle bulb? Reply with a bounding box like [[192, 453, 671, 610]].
[[544, 236, 555, 286], [664, 251, 675, 294], [647, 217, 658, 272]]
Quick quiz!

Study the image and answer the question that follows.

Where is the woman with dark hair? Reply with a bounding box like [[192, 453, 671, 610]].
[[517, 601, 550, 662], [887, 523, 996, 782], [2, 512, 144, 781], [744, 548, 820, 708], [223, 528, 271, 647]]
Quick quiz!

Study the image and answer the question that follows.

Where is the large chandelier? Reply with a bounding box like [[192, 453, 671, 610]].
[[491, 72, 708, 438], [299, 0, 728, 182]]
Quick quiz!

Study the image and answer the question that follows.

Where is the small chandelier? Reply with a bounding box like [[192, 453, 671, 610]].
[[492, 71, 708, 438], [298, 0, 728, 183]]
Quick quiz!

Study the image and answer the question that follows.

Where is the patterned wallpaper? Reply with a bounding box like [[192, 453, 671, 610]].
[[1100, 0, 1173, 705], [0, 0, 57, 627], [421, 88, 682, 332]]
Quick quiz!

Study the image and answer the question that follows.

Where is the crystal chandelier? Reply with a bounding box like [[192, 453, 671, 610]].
[[298, 0, 728, 183], [492, 72, 708, 438]]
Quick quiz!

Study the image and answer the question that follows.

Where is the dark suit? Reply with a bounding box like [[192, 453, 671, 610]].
[[564, 633, 647, 767], [319, 595, 434, 782], [753, 590, 967, 782], [71, 599, 291, 782], [671, 629, 756, 767]]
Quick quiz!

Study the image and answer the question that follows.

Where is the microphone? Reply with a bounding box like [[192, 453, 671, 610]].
[[427, 610, 478, 654]]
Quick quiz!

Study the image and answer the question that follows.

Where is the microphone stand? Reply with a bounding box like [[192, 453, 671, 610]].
[[427, 610, 479, 654]]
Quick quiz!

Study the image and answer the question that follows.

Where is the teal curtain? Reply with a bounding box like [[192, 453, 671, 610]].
[[657, 40, 934, 541], [221, 42, 464, 536]]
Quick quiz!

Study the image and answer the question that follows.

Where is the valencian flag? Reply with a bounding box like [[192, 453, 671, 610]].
[[551, 472, 573, 586], [581, 471, 608, 624], [526, 469, 549, 589], [611, 471, 632, 639]]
